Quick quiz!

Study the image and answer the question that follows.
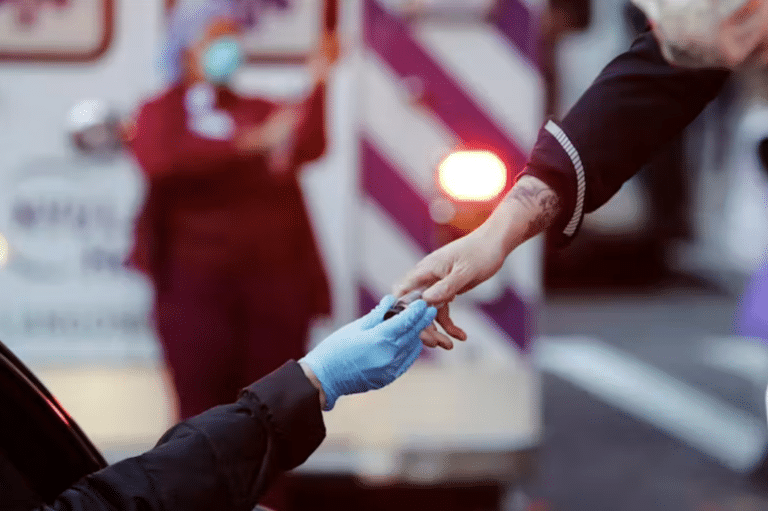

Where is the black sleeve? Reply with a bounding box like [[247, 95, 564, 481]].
[[521, 30, 730, 246], [35, 361, 325, 511]]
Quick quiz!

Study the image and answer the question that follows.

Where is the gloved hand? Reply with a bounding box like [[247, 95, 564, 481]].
[[299, 295, 437, 410]]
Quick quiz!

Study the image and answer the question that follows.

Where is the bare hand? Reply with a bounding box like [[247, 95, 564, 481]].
[[396, 175, 560, 348], [395, 224, 507, 347]]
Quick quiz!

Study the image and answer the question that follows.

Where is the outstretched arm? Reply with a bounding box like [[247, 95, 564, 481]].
[[398, 30, 729, 345], [37, 362, 325, 511], [36, 296, 434, 511]]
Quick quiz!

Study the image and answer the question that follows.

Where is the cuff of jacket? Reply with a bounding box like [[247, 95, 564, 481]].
[[241, 361, 326, 471], [520, 120, 586, 248]]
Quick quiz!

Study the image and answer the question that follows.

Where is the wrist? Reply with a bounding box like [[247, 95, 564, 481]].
[[485, 175, 560, 253], [298, 361, 327, 410], [480, 200, 527, 256]]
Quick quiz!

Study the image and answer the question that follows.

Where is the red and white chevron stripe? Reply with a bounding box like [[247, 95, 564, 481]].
[[358, 0, 544, 364]]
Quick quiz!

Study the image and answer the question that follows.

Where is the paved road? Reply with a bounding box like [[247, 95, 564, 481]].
[[528, 284, 768, 510]]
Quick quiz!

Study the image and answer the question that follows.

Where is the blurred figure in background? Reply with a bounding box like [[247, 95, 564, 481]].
[[127, 0, 336, 457], [128, 3, 337, 506]]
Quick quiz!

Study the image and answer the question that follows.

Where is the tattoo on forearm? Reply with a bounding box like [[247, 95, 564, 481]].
[[506, 177, 561, 240]]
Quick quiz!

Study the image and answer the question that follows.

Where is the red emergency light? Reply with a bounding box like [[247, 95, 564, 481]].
[[438, 150, 508, 202], [431, 150, 508, 238]]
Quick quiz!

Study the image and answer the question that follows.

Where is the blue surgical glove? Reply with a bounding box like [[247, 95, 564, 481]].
[[300, 295, 437, 410]]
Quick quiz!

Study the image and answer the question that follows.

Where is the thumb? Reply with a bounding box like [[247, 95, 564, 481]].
[[421, 270, 466, 305], [359, 294, 397, 330], [376, 300, 429, 337]]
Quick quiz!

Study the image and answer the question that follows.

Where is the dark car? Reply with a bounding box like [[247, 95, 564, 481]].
[[0, 339, 106, 509]]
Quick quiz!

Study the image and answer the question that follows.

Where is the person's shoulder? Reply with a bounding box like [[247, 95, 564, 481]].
[[132, 85, 186, 130]]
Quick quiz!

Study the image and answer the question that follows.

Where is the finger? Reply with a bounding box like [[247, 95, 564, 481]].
[[419, 325, 439, 348], [424, 323, 455, 350], [420, 270, 467, 305], [420, 337, 439, 348], [435, 304, 467, 341], [359, 295, 397, 329], [376, 299, 429, 336], [420, 323, 453, 350], [393, 265, 441, 298]]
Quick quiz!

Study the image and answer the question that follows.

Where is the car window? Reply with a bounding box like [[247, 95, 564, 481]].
[[0, 341, 106, 504]]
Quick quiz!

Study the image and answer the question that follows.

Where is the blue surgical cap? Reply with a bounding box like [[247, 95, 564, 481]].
[[160, 0, 239, 84]]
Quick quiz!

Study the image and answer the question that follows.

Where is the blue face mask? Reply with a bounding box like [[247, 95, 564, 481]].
[[202, 36, 243, 84]]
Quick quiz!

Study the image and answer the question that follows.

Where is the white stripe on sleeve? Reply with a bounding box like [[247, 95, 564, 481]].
[[544, 120, 585, 238]]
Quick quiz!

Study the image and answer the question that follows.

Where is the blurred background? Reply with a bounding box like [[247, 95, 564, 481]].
[[0, 0, 767, 510]]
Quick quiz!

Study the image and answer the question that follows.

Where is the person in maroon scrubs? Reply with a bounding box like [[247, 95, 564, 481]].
[[129, 1, 336, 423], [129, 5, 336, 507]]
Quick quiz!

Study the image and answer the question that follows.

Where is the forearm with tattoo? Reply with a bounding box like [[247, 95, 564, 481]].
[[505, 176, 561, 240]]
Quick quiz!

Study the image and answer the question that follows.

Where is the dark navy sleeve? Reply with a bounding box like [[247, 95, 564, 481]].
[[521, 30, 730, 246], [35, 361, 325, 511]]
